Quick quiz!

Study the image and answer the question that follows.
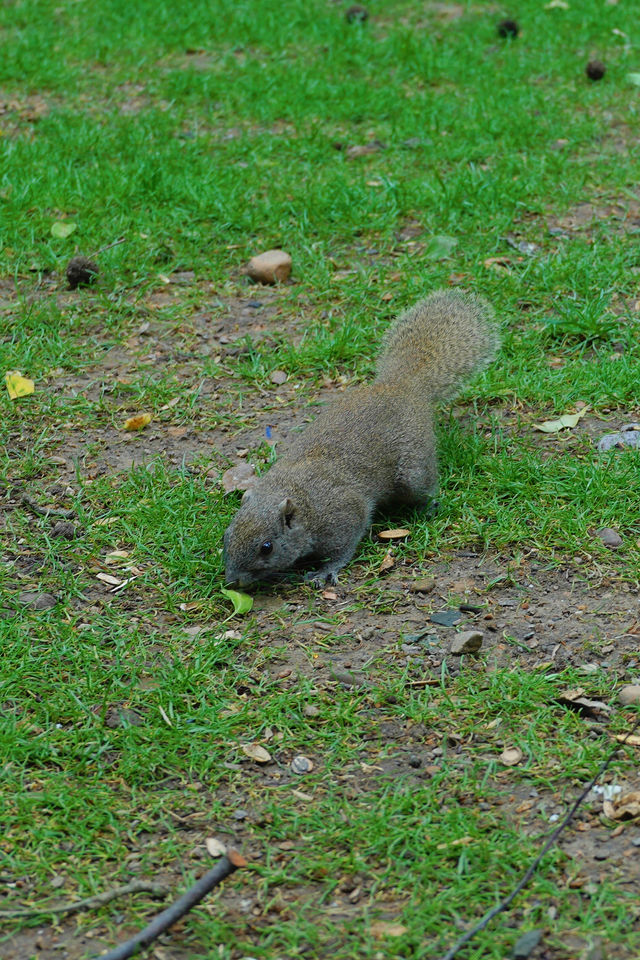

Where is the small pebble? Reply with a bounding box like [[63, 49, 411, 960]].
[[409, 578, 436, 594], [291, 755, 313, 775], [597, 527, 623, 550], [18, 591, 57, 610], [618, 685, 640, 706], [513, 929, 543, 959], [450, 630, 483, 656], [408, 755, 422, 769], [303, 704, 320, 718], [246, 249, 291, 285], [597, 425, 640, 452]]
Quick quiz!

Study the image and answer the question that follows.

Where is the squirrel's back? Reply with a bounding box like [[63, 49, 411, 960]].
[[375, 289, 499, 400]]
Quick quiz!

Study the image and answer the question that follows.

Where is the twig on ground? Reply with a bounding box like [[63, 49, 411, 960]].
[[20, 493, 76, 520], [0, 881, 170, 919], [437, 716, 640, 960], [88, 237, 127, 258], [94, 850, 247, 960]]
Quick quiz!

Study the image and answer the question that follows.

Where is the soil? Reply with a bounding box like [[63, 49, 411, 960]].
[[3, 273, 640, 960]]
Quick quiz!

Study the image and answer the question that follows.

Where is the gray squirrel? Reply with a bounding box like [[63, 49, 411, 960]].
[[223, 289, 499, 587]]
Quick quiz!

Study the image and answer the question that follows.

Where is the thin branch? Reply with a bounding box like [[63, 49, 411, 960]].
[[94, 850, 247, 960], [437, 716, 640, 960], [88, 237, 127, 258], [20, 493, 76, 520], [0, 881, 169, 919]]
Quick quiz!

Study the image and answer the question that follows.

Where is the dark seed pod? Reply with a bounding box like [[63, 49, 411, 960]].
[[346, 5, 368, 23], [66, 256, 99, 289], [497, 18, 519, 38], [586, 60, 606, 81]]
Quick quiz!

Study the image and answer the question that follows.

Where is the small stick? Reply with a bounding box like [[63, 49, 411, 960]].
[[437, 716, 640, 960], [0, 881, 169, 919], [88, 237, 127, 258], [20, 493, 76, 520], [94, 851, 247, 960]]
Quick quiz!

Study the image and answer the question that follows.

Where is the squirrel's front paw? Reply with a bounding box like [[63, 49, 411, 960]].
[[304, 568, 339, 588]]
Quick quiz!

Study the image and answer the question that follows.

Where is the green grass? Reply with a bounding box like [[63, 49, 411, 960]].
[[2, 0, 640, 957]]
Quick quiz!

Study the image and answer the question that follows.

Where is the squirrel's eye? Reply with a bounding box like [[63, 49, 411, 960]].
[[260, 541, 273, 555]]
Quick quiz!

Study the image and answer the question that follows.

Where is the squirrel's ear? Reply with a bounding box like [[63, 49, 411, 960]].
[[278, 497, 296, 529], [241, 488, 254, 503]]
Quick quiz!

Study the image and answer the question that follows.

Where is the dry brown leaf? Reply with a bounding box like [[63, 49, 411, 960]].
[[613, 733, 640, 746], [96, 572, 123, 586], [603, 791, 640, 820], [370, 922, 408, 939], [499, 746, 524, 766], [484, 256, 511, 271], [378, 550, 395, 573], [378, 528, 411, 541], [242, 743, 272, 764]]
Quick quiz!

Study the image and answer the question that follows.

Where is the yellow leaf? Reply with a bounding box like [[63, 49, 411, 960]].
[[124, 413, 152, 431], [533, 408, 589, 433], [5, 370, 35, 399]]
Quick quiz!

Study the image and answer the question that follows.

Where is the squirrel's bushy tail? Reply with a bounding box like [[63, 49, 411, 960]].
[[375, 289, 499, 399]]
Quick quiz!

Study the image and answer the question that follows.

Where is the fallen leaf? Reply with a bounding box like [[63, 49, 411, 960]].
[[221, 462, 256, 493], [160, 397, 181, 411], [221, 587, 253, 615], [424, 235, 458, 260], [603, 791, 640, 820], [242, 743, 271, 763], [436, 836, 474, 850], [322, 589, 338, 600], [556, 687, 611, 717], [499, 746, 524, 766], [378, 551, 395, 573], [51, 221, 76, 239], [484, 256, 511, 271], [533, 408, 589, 433], [94, 516, 118, 526], [96, 572, 123, 586], [5, 370, 35, 399], [205, 837, 227, 857], [378, 528, 410, 540], [613, 734, 640, 746], [370, 921, 408, 939], [124, 413, 152, 431]]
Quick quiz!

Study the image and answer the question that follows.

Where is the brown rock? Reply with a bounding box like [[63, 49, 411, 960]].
[[246, 249, 292, 285], [409, 578, 436, 594], [450, 630, 483, 656], [618, 685, 640, 706]]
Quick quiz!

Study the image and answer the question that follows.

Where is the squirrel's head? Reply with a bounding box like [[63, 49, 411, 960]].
[[223, 491, 309, 587]]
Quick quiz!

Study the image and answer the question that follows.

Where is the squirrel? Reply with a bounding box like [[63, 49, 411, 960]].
[[223, 289, 499, 588]]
